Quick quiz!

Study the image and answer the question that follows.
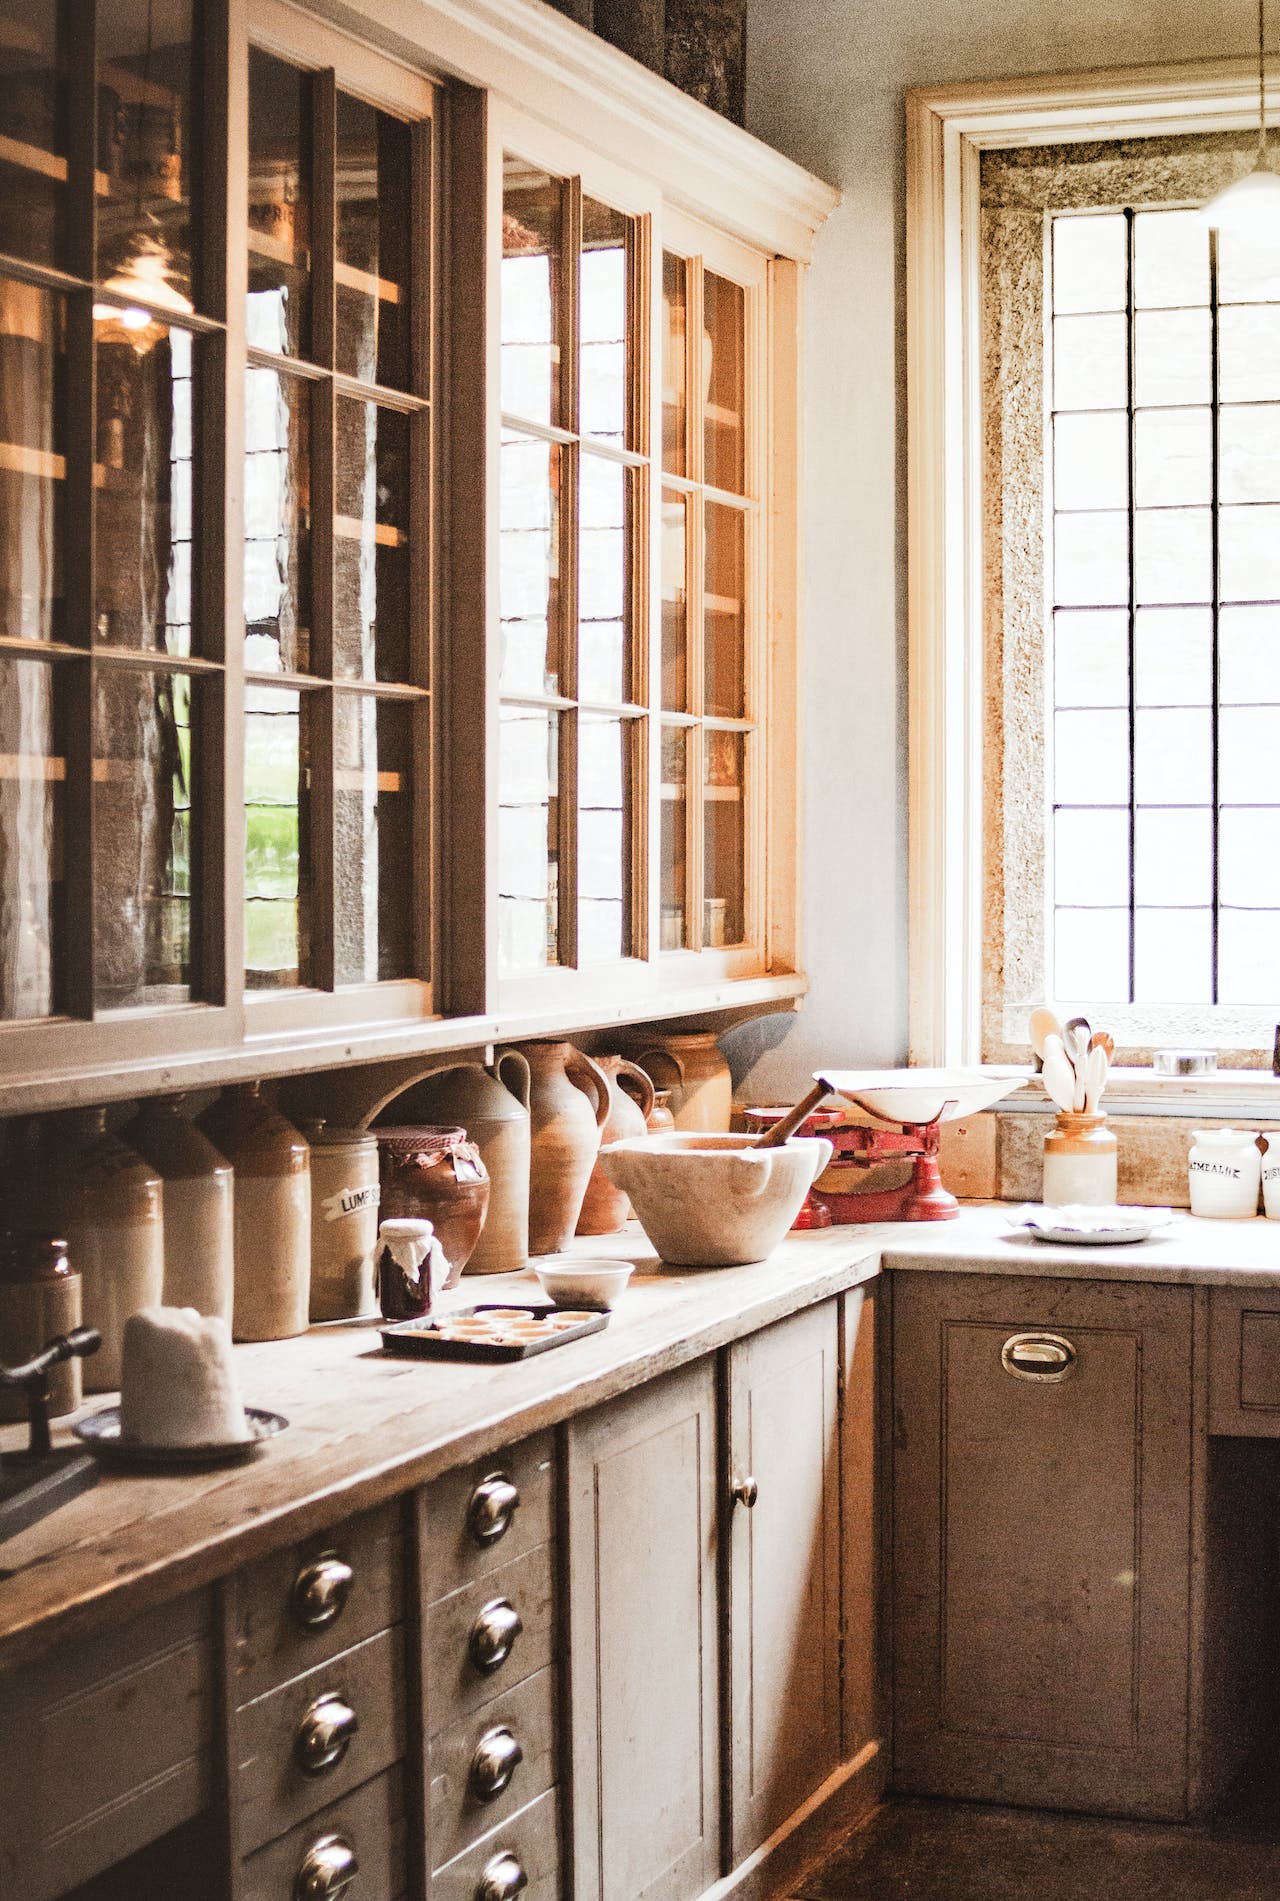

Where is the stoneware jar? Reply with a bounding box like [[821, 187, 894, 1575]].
[[625, 1031, 732, 1132], [45, 1107, 164, 1391], [304, 1123, 381, 1321], [508, 1042, 610, 1255], [1188, 1127, 1262, 1219], [388, 1055, 532, 1274], [1263, 1135, 1280, 1220], [578, 1057, 656, 1236], [0, 1232, 82, 1421], [376, 1127, 489, 1283], [198, 1083, 311, 1340], [1042, 1111, 1118, 1208], [124, 1096, 234, 1325]]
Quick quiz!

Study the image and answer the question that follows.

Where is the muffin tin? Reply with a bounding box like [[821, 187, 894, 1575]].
[[379, 1303, 609, 1362]]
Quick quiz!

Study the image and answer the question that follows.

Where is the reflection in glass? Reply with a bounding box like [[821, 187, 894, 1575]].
[[0, 277, 63, 644], [334, 693, 414, 984], [703, 270, 744, 495], [498, 704, 558, 970], [661, 488, 688, 709], [660, 723, 687, 950], [244, 364, 310, 673], [578, 714, 631, 962], [94, 667, 197, 1009], [0, 656, 63, 1019], [499, 431, 559, 696], [580, 198, 627, 444], [703, 726, 745, 947], [247, 50, 309, 358], [1054, 907, 1127, 1001], [96, 0, 195, 314], [336, 90, 413, 390], [244, 683, 311, 987], [501, 158, 560, 428], [0, 0, 64, 264], [662, 252, 687, 474], [1051, 214, 1126, 316], [94, 319, 195, 655], [579, 454, 628, 703], [705, 501, 745, 717], [334, 398, 411, 682]]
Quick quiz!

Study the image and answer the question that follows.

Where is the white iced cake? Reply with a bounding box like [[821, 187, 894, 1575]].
[[120, 1306, 251, 1447]]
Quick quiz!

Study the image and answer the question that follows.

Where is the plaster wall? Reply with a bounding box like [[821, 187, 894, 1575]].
[[723, 0, 1240, 1100]]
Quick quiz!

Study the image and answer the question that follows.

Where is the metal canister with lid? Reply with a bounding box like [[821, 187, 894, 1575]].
[[0, 1232, 83, 1420], [304, 1122, 381, 1321]]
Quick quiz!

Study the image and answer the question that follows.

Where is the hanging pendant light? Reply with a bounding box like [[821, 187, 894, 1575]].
[[1205, 0, 1280, 235]]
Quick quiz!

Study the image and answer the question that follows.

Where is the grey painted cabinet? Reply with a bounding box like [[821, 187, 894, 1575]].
[[891, 1272, 1195, 1820]]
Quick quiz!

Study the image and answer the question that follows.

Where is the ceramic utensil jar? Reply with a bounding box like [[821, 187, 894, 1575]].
[[376, 1127, 490, 1284], [1189, 1128, 1262, 1219], [1042, 1111, 1118, 1207], [578, 1057, 656, 1235], [0, 1233, 82, 1421], [509, 1042, 610, 1254], [389, 1055, 532, 1274], [123, 1096, 234, 1325], [305, 1123, 381, 1321], [198, 1083, 311, 1340]]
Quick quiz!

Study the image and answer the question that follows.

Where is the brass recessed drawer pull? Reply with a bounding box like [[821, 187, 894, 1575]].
[[295, 1691, 360, 1775], [295, 1831, 359, 1899], [290, 1553, 355, 1631], [470, 1724, 523, 1802], [469, 1597, 524, 1674], [476, 1850, 528, 1901], [468, 1473, 520, 1546], [732, 1476, 759, 1509], [1001, 1333, 1077, 1382]]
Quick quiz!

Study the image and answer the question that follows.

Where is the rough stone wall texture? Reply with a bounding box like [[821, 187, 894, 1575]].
[[545, 0, 746, 124]]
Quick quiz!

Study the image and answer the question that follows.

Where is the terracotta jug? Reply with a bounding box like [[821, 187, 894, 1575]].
[[647, 1089, 677, 1134], [508, 1042, 610, 1255], [626, 1031, 732, 1132], [578, 1057, 656, 1236], [386, 1054, 532, 1274], [375, 1126, 490, 1282], [198, 1083, 311, 1342]]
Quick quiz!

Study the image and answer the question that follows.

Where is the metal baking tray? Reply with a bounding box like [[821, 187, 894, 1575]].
[[379, 1303, 609, 1362]]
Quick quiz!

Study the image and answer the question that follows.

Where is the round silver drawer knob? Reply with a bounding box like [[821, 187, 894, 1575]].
[[295, 1831, 359, 1899], [470, 1724, 523, 1802], [476, 1850, 528, 1901], [290, 1553, 355, 1631], [732, 1476, 759, 1509], [469, 1597, 523, 1675], [467, 1474, 520, 1547], [295, 1692, 360, 1776]]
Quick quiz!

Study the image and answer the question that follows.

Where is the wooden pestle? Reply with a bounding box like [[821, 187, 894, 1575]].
[[752, 1077, 835, 1149]]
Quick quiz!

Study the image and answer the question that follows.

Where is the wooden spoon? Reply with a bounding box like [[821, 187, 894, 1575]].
[[754, 1077, 835, 1148], [1028, 1007, 1064, 1073], [1041, 1035, 1078, 1115], [1089, 1031, 1115, 1062], [1083, 1043, 1110, 1114]]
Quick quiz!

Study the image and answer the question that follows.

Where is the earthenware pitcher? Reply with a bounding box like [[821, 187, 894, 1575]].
[[376, 1127, 490, 1282], [508, 1042, 610, 1254], [388, 1055, 532, 1273], [578, 1057, 656, 1235]]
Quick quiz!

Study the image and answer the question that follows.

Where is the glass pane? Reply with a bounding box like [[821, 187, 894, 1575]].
[[0, 655, 64, 1019], [704, 270, 745, 495], [1053, 907, 1128, 1002], [1219, 306, 1280, 403], [1132, 209, 1208, 310], [579, 453, 629, 703], [334, 692, 415, 984], [1134, 507, 1211, 605], [662, 488, 688, 711], [245, 683, 311, 988], [704, 727, 745, 947], [1055, 709, 1128, 805], [96, 1, 195, 316], [1220, 707, 1280, 802], [1135, 607, 1210, 707], [1051, 214, 1126, 316], [1134, 407, 1210, 507], [498, 704, 558, 970], [578, 713, 631, 962], [244, 364, 310, 674], [94, 318, 195, 655], [1220, 604, 1280, 704], [500, 431, 560, 697], [705, 500, 745, 717], [1135, 707, 1212, 804], [334, 398, 412, 684], [1054, 511, 1128, 607], [94, 666, 198, 1009], [581, 198, 627, 446], [1054, 609, 1128, 708], [660, 723, 687, 950], [1220, 404, 1280, 504], [1053, 314, 1126, 411], [1134, 309, 1210, 407], [1053, 411, 1127, 512], [1054, 808, 1128, 907], [0, 0, 64, 266], [335, 91, 413, 391], [1220, 504, 1280, 603], [1135, 908, 1211, 1003], [1220, 807, 1280, 908], [501, 158, 560, 429], [246, 50, 309, 359], [1218, 228, 1280, 305], [662, 252, 687, 475], [0, 277, 63, 644], [1219, 909, 1280, 1005], [1135, 807, 1211, 906]]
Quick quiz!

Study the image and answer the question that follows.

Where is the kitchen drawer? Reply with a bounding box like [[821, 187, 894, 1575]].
[[423, 1433, 554, 1604], [240, 1768, 408, 1901], [428, 1663, 557, 1871], [1210, 1287, 1280, 1435], [236, 1626, 405, 1855], [232, 1500, 404, 1704], [426, 1540, 555, 1735], [431, 1787, 561, 1901]]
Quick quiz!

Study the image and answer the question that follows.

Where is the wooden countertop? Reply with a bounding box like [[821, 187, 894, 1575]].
[[0, 1225, 880, 1675]]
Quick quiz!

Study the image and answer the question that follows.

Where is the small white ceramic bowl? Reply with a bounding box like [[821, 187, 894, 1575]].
[[533, 1258, 634, 1311]]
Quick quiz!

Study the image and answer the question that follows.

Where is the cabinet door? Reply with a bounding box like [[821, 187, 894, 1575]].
[[726, 1300, 842, 1862], [892, 1273, 1194, 1820], [566, 1358, 720, 1901]]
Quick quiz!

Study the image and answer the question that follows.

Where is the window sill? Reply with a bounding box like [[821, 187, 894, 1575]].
[[1003, 1068, 1280, 1120]]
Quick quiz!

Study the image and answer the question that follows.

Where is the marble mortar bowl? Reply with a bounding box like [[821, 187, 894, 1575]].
[[597, 1131, 835, 1268]]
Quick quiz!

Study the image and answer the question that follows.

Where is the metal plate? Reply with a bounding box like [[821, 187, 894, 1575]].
[[72, 1405, 289, 1468], [381, 1303, 609, 1362]]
